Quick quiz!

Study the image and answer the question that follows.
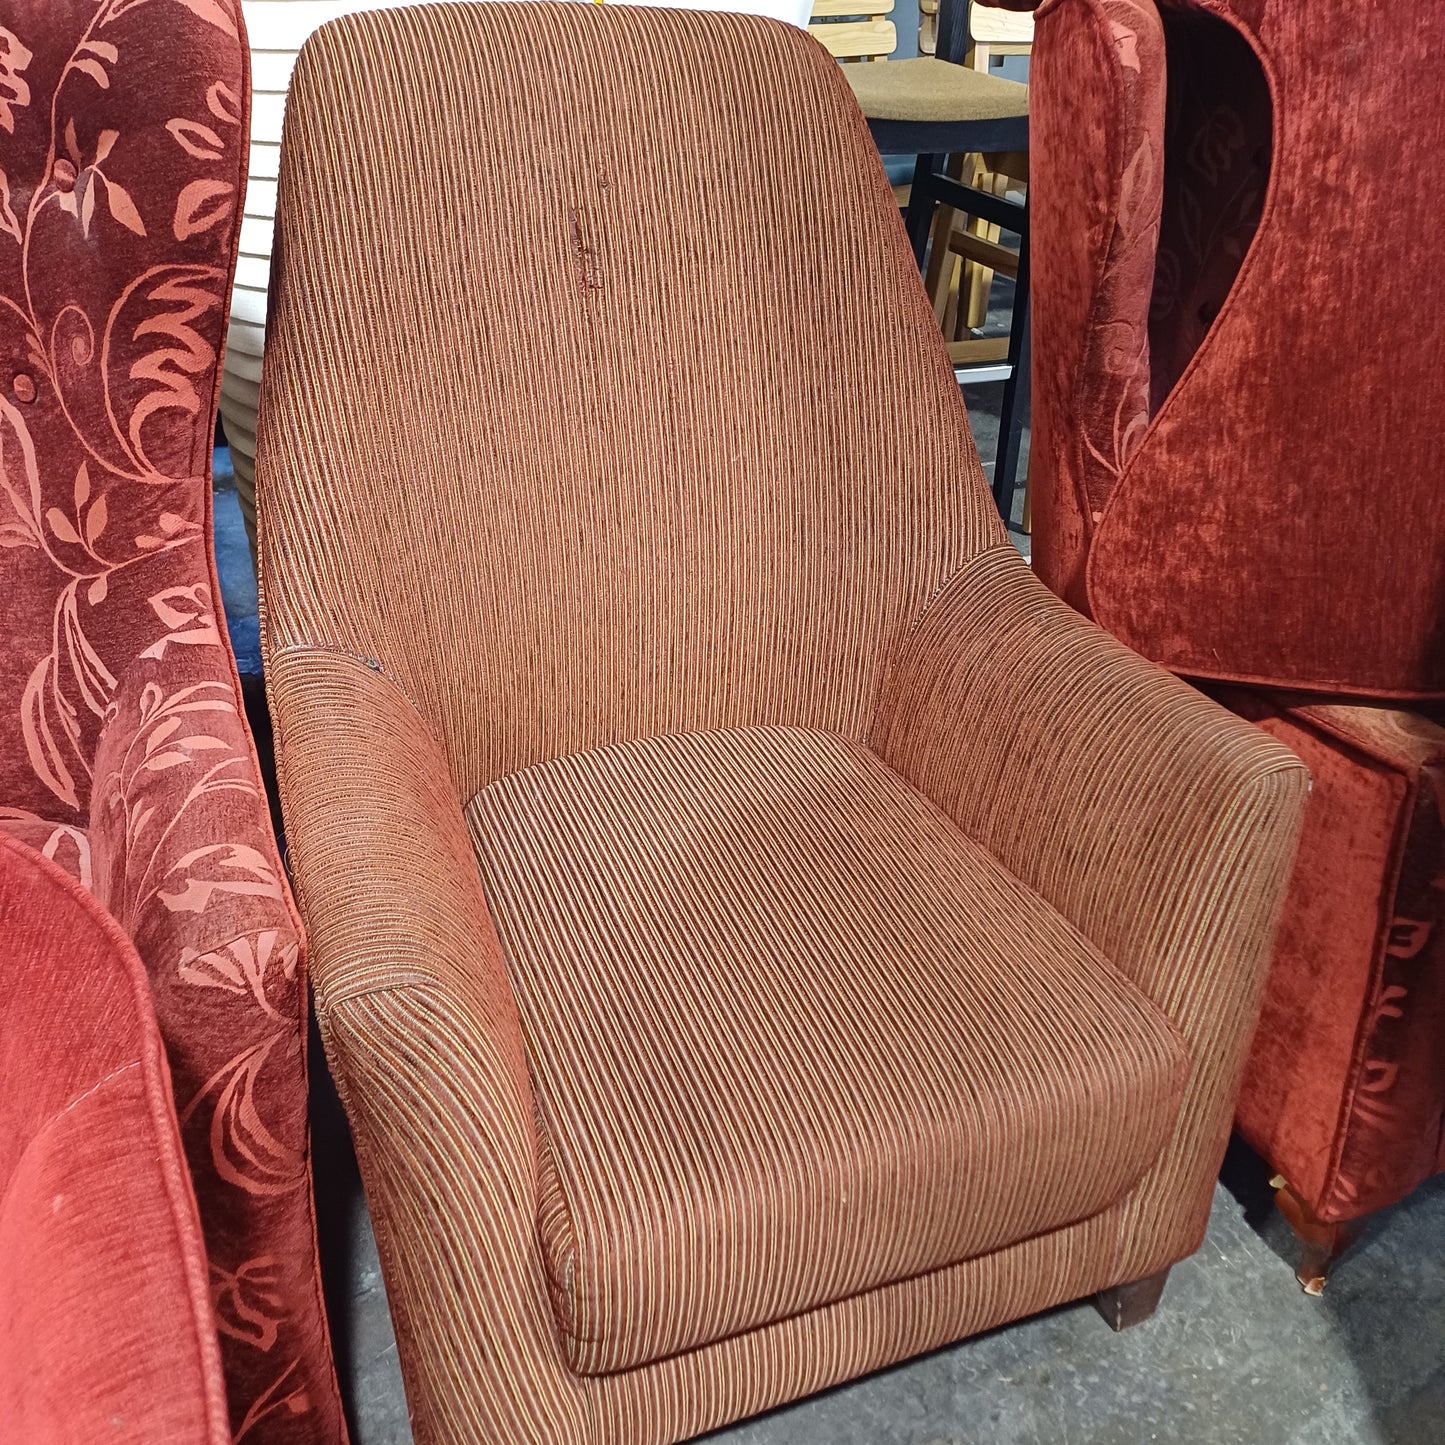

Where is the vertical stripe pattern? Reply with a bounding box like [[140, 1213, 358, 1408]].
[[467, 723, 1189, 1373], [222, 1, 483, 543], [874, 546, 1312, 1284], [256, 3, 999, 804]]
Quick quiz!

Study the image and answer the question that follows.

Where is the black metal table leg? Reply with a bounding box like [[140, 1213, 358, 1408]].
[[904, 153, 938, 266]]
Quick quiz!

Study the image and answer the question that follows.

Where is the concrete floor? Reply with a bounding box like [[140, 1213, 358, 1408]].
[[216, 360, 1443, 1445]]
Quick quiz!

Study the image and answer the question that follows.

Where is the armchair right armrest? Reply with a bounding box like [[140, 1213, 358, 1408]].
[[873, 546, 1310, 1276]]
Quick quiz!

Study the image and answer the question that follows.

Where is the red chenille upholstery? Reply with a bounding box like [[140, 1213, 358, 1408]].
[[0, 2, 343, 1438], [0, 832, 230, 1444], [1019, 0, 1445, 700], [1015, 0, 1445, 1241], [1225, 700, 1445, 1223]]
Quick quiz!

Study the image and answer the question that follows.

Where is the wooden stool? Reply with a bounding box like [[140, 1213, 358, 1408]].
[[843, 9, 1030, 518]]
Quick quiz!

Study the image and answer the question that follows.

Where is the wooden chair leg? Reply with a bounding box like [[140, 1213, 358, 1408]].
[[1272, 1179, 1362, 1295], [924, 153, 969, 327], [964, 167, 1008, 331], [1093, 1267, 1170, 1331]]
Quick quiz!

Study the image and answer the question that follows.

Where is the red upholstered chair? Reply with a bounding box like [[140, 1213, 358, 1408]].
[[1005, 0, 1445, 1285], [0, 2, 344, 1436], [0, 833, 231, 1443], [255, 6, 1308, 1438]]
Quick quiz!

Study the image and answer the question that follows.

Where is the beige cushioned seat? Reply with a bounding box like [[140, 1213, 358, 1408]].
[[843, 56, 1029, 124], [469, 726, 1189, 1375]]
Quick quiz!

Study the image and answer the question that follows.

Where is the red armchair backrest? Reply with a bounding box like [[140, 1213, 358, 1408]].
[[1029, 0, 1445, 698], [0, 10, 345, 1442], [0, 0, 246, 816]]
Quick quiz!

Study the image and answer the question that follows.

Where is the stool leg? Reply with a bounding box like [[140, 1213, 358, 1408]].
[[964, 163, 1008, 331], [904, 154, 939, 268], [992, 203, 1030, 522]]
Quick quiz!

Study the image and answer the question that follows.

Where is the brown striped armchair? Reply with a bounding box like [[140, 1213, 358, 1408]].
[[254, 6, 1309, 1441]]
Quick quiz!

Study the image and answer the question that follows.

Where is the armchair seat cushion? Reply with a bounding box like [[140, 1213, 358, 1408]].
[[467, 725, 1189, 1374]]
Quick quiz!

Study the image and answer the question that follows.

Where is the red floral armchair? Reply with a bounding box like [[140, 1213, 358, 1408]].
[[1008, 0, 1445, 1285], [0, 2, 344, 1437]]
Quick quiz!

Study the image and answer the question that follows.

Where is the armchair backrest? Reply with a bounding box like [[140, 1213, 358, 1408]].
[[0, 0, 248, 816], [1029, 0, 1445, 698], [257, 3, 998, 800]]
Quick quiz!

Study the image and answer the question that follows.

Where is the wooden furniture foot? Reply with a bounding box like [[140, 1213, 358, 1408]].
[[1093, 1268, 1170, 1331], [1272, 1178, 1362, 1295]]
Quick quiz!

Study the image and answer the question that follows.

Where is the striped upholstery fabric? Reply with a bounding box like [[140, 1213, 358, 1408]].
[[256, 4, 993, 802], [470, 725, 1189, 1373], [222, 0, 484, 551], [874, 549, 1315, 1283], [224, 0, 814, 552], [256, 6, 1311, 1439]]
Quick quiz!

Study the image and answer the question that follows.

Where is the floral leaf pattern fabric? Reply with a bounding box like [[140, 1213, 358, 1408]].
[[1023, 0, 1167, 607], [0, 3, 343, 1440], [1059, 0, 1165, 523]]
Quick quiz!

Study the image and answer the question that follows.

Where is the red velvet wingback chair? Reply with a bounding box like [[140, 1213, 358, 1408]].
[[1006, 0, 1445, 1285], [0, 833, 231, 1445], [0, 2, 344, 1436]]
